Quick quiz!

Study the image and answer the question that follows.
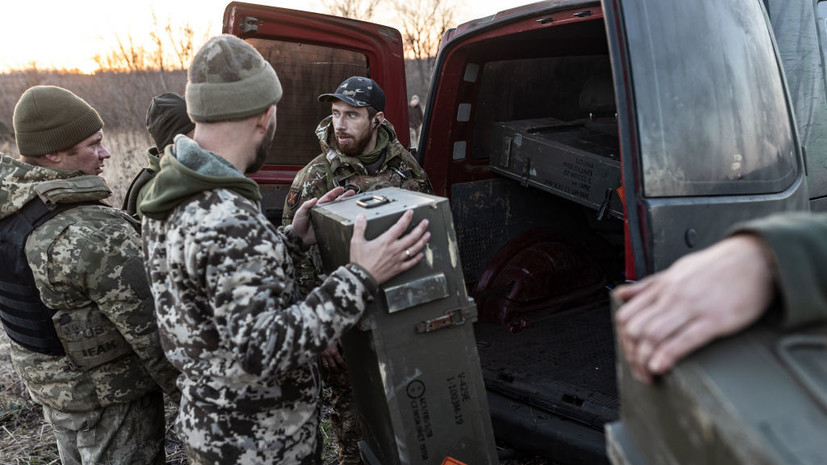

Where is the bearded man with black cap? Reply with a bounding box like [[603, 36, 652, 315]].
[[123, 92, 194, 219], [140, 36, 431, 464], [0, 85, 179, 464], [280, 76, 432, 465]]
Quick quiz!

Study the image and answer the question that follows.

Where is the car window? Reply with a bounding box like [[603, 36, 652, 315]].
[[247, 38, 368, 166], [625, 0, 798, 197], [471, 55, 615, 162]]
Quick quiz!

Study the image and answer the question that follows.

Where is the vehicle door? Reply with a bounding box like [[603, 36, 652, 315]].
[[602, 0, 809, 278], [767, 0, 827, 210], [223, 1, 409, 222]]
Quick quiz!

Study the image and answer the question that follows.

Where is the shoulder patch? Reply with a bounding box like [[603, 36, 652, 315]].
[[286, 187, 300, 210]]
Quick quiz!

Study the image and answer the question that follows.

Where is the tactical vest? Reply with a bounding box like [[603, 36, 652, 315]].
[[0, 199, 86, 355], [326, 149, 420, 194], [1, 199, 137, 368]]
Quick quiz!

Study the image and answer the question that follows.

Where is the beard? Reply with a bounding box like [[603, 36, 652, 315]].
[[336, 127, 373, 157], [247, 117, 276, 174]]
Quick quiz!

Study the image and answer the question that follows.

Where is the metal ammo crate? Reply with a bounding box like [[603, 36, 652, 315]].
[[311, 187, 497, 465]]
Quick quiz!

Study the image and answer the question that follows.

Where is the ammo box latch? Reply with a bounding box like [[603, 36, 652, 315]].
[[416, 308, 467, 334]]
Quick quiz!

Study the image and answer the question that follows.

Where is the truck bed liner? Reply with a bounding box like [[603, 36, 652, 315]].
[[475, 300, 618, 429]]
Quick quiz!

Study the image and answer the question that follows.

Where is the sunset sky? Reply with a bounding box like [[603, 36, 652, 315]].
[[3, 0, 535, 73]]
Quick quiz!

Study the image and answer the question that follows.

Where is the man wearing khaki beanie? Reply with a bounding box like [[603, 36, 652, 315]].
[[0, 85, 179, 465], [140, 34, 430, 464]]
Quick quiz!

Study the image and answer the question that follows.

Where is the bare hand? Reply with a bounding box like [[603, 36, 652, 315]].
[[293, 187, 356, 245], [319, 339, 346, 374], [614, 234, 776, 384], [350, 210, 430, 284]]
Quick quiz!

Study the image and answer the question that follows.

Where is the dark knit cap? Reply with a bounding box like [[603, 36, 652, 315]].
[[186, 35, 282, 122], [146, 92, 195, 150], [13, 85, 104, 156]]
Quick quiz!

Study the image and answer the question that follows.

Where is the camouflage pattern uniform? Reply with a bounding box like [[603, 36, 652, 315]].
[[282, 118, 432, 464], [284, 117, 431, 225], [283, 117, 432, 293], [0, 154, 179, 465], [141, 136, 379, 464]]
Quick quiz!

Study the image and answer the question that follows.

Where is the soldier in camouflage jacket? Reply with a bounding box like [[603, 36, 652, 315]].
[[122, 92, 194, 220], [0, 86, 179, 465], [140, 36, 430, 465], [281, 76, 432, 465], [282, 79, 431, 226]]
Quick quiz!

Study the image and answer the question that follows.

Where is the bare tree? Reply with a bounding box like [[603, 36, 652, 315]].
[[94, 33, 149, 72], [395, 0, 456, 98], [166, 22, 197, 71], [322, 0, 383, 20], [93, 10, 206, 74], [149, 12, 169, 89]]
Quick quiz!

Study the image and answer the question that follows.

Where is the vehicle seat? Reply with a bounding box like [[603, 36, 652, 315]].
[[579, 74, 616, 119]]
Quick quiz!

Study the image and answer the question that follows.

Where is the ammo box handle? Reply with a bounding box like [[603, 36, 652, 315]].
[[356, 195, 390, 209], [777, 334, 827, 412]]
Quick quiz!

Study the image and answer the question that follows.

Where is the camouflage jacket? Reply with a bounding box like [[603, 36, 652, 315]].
[[282, 117, 432, 296], [282, 116, 432, 225], [0, 154, 179, 412], [141, 137, 378, 464], [122, 146, 161, 220]]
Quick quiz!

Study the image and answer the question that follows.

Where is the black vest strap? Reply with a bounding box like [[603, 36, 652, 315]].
[[0, 199, 98, 355]]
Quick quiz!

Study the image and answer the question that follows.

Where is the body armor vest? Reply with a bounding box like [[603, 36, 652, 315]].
[[0, 199, 88, 355]]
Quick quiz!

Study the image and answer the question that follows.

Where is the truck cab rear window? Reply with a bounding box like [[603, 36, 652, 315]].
[[246, 38, 368, 166]]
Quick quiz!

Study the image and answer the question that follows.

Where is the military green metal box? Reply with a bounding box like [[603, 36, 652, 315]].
[[310, 187, 498, 465], [606, 295, 827, 465]]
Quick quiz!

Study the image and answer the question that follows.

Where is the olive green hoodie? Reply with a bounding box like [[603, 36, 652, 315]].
[[139, 136, 262, 219]]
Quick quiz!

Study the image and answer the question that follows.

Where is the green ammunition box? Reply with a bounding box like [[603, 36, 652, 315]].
[[606, 294, 827, 465], [311, 187, 498, 465]]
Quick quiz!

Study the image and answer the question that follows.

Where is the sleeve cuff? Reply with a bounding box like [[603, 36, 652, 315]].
[[345, 263, 379, 295], [728, 212, 827, 329], [280, 224, 311, 252]]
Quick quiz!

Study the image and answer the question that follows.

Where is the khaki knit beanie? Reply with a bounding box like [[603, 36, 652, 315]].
[[13, 86, 104, 156], [186, 35, 282, 122]]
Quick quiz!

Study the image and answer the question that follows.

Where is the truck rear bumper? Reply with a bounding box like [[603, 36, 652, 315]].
[[488, 390, 609, 465]]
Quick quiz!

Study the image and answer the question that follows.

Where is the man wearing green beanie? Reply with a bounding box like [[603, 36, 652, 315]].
[[123, 92, 195, 219], [281, 76, 432, 465], [0, 85, 180, 464], [140, 34, 431, 464]]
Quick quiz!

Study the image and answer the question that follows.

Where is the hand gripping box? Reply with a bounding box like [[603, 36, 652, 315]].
[[605, 294, 827, 465], [310, 187, 497, 465]]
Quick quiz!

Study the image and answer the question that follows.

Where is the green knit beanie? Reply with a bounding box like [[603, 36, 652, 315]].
[[186, 35, 283, 122], [13, 85, 104, 156]]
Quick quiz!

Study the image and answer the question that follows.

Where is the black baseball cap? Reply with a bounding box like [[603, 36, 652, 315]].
[[318, 76, 385, 112]]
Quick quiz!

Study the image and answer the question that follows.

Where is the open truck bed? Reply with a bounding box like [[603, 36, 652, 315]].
[[477, 300, 616, 464], [439, 25, 626, 460]]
